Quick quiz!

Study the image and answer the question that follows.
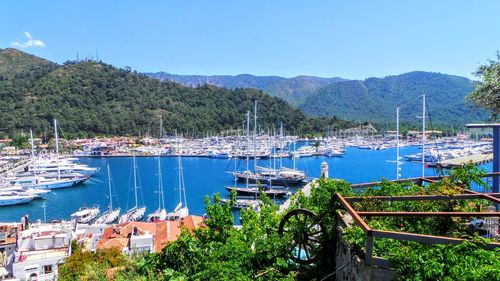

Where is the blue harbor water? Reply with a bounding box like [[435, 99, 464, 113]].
[[0, 145, 492, 222]]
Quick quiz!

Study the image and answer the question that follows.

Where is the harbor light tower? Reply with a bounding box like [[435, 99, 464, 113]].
[[321, 161, 329, 178]]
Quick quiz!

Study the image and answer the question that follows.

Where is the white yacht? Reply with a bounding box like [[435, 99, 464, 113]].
[[0, 185, 50, 199], [28, 161, 98, 176], [71, 207, 100, 223], [9, 176, 86, 190], [0, 191, 36, 206]]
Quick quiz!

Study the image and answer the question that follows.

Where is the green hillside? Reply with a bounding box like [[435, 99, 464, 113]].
[[145, 72, 346, 106], [0, 48, 56, 78], [299, 71, 486, 126], [0, 48, 351, 138]]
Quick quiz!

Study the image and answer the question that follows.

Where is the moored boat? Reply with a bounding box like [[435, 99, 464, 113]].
[[0, 191, 36, 206], [71, 206, 100, 223], [94, 165, 121, 224], [119, 155, 146, 223]]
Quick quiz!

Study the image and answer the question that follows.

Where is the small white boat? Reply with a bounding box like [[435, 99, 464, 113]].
[[71, 207, 100, 223]]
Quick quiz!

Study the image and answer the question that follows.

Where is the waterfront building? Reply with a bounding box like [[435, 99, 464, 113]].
[[74, 224, 108, 252], [0, 224, 19, 279], [12, 223, 73, 281]]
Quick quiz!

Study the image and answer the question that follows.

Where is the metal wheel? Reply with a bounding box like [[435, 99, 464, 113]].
[[278, 208, 324, 264]]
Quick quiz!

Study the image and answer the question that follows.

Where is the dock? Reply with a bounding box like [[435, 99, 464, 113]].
[[279, 180, 316, 213], [428, 153, 493, 168]]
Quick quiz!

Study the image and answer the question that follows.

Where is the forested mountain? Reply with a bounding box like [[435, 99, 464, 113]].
[[0, 48, 351, 138], [299, 72, 485, 126], [147, 71, 485, 126], [145, 72, 346, 106]]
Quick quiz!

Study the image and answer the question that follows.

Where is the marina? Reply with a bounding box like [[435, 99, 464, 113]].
[[0, 141, 493, 223], [428, 153, 494, 168]]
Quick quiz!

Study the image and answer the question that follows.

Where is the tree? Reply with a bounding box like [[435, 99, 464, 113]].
[[10, 134, 29, 149], [468, 52, 500, 120]]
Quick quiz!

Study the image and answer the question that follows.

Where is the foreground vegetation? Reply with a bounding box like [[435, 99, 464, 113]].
[[59, 165, 500, 280]]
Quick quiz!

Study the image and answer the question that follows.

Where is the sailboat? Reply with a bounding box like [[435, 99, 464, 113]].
[[23, 120, 89, 190], [232, 104, 305, 186], [147, 153, 167, 222], [228, 103, 288, 198], [118, 155, 146, 223], [165, 146, 189, 221], [95, 165, 121, 224]]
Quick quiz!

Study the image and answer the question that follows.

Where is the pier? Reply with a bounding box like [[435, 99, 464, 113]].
[[428, 153, 493, 168], [279, 180, 316, 213]]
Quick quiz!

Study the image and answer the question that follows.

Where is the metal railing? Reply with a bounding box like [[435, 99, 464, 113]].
[[337, 174, 500, 267]]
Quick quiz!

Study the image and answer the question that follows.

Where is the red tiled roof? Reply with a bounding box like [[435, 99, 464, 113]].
[[96, 216, 204, 252]]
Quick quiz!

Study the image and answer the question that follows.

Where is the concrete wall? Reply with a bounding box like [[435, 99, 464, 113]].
[[335, 238, 395, 281], [335, 214, 396, 281]]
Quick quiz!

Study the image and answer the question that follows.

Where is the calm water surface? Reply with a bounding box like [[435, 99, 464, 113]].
[[0, 145, 492, 222]]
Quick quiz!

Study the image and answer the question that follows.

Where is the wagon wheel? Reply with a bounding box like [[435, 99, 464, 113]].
[[278, 208, 324, 264]]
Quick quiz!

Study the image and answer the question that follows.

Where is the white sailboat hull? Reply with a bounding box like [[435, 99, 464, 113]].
[[119, 206, 146, 224], [95, 208, 121, 224]]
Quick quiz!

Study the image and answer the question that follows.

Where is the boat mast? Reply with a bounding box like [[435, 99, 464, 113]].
[[133, 154, 138, 208], [293, 141, 296, 170], [30, 129, 35, 158], [272, 124, 276, 171], [157, 152, 165, 210], [107, 164, 113, 212], [54, 119, 61, 180], [280, 123, 283, 169], [421, 94, 426, 177], [396, 107, 401, 180], [177, 136, 186, 208], [246, 111, 250, 188], [253, 100, 257, 172]]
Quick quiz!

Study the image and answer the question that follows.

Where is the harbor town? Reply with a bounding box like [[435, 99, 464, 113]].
[[0, 121, 497, 279], [2, 1, 500, 280]]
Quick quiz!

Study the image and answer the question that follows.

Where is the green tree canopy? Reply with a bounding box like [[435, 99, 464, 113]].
[[468, 52, 500, 120]]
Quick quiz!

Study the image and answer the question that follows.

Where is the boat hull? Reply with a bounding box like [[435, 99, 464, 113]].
[[0, 196, 35, 206], [225, 187, 287, 198], [234, 174, 304, 186]]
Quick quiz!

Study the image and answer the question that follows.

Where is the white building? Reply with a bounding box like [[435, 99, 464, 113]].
[[74, 223, 107, 252], [0, 224, 19, 280], [12, 222, 73, 281]]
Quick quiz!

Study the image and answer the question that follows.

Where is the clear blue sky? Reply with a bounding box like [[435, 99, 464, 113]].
[[1, 1, 499, 79]]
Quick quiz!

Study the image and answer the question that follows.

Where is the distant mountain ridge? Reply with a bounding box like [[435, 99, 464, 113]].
[[147, 71, 486, 126], [145, 72, 346, 106], [299, 71, 485, 126]]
